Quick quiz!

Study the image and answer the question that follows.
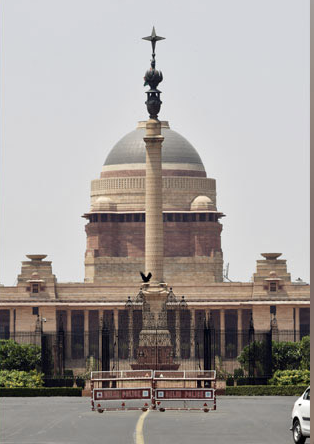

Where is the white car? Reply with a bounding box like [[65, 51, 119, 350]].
[[291, 386, 310, 443]]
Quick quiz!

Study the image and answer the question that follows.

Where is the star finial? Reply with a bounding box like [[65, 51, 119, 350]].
[[142, 27, 165, 56]]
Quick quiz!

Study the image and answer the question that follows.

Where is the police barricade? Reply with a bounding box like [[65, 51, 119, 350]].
[[153, 370, 216, 411], [91, 370, 153, 412]]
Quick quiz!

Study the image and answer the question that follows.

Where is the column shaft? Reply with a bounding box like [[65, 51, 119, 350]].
[[237, 309, 243, 354], [144, 119, 164, 283], [66, 309, 72, 359], [84, 310, 89, 358], [295, 307, 300, 341], [113, 309, 119, 360], [190, 309, 195, 358], [220, 309, 225, 358]]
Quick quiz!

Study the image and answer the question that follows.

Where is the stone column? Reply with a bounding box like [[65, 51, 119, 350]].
[[144, 119, 164, 284], [190, 308, 195, 358], [9, 308, 15, 339], [295, 307, 300, 341], [113, 309, 119, 360], [220, 309, 225, 358], [84, 310, 89, 359], [175, 309, 180, 358], [237, 309, 243, 354], [66, 309, 71, 359], [206, 309, 210, 324], [128, 309, 134, 359], [98, 310, 103, 367]]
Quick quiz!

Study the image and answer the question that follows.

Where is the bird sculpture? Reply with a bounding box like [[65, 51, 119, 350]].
[[140, 271, 152, 283]]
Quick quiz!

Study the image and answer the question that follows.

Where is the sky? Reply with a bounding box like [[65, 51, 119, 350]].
[[0, 0, 310, 286]]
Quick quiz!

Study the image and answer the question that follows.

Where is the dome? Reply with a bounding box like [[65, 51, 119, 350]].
[[190, 195, 214, 211], [92, 196, 116, 212], [103, 121, 205, 175]]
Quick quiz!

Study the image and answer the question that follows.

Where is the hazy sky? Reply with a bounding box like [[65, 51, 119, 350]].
[[1, 0, 310, 286]]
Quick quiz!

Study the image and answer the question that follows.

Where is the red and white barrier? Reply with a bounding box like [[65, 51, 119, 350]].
[[90, 369, 216, 412]]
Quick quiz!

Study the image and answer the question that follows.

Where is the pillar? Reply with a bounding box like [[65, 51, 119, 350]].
[[114, 309, 119, 360], [84, 310, 89, 358], [9, 308, 15, 338], [295, 307, 300, 341], [98, 310, 103, 368], [190, 308, 195, 358], [237, 309, 243, 354], [144, 119, 164, 284], [175, 309, 180, 358], [220, 309, 225, 358], [66, 309, 71, 359], [128, 309, 134, 359]]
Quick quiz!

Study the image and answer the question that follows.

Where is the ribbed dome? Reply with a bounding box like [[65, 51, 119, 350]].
[[104, 121, 205, 171]]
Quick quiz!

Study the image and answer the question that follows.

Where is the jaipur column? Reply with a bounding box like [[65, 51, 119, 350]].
[[144, 119, 164, 284]]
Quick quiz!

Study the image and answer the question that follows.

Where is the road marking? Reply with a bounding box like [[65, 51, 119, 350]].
[[134, 410, 150, 444]]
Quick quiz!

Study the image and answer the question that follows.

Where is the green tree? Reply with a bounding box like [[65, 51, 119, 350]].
[[238, 337, 310, 375], [299, 335, 310, 370], [272, 341, 301, 372], [0, 340, 41, 371], [237, 340, 268, 376]]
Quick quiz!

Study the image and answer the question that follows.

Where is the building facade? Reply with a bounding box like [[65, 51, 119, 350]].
[[0, 119, 310, 372]]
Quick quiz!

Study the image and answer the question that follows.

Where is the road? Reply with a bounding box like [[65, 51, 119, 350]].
[[1, 396, 298, 444]]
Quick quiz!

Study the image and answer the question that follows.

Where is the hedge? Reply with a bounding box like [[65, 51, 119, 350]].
[[0, 370, 44, 388], [225, 385, 308, 396], [0, 387, 82, 397], [269, 369, 310, 386]]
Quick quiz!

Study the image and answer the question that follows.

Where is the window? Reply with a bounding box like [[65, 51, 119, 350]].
[[300, 308, 310, 338], [0, 310, 10, 339], [133, 310, 143, 359], [183, 213, 189, 222], [118, 310, 129, 359], [191, 214, 196, 222], [71, 311, 84, 359], [180, 310, 191, 359], [32, 283, 39, 294], [101, 214, 107, 222], [199, 213, 206, 222], [225, 310, 238, 358], [270, 306, 276, 315], [134, 214, 140, 222], [119, 214, 124, 222], [269, 282, 277, 292], [126, 214, 132, 222], [167, 213, 173, 222], [89, 310, 99, 358], [304, 389, 310, 400], [56, 310, 67, 332], [175, 213, 181, 222]]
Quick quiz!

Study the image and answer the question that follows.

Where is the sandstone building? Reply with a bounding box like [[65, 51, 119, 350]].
[[0, 119, 310, 366]]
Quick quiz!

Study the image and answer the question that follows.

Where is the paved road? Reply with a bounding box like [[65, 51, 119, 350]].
[[1, 396, 298, 444]]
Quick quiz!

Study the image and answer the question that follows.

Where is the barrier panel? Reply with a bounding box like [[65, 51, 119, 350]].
[[91, 370, 153, 411], [153, 370, 216, 411], [90, 369, 216, 412]]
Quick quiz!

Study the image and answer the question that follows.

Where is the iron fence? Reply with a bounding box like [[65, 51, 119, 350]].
[[0, 327, 308, 384]]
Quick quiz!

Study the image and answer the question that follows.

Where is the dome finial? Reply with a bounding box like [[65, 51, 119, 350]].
[[142, 27, 165, 119]]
